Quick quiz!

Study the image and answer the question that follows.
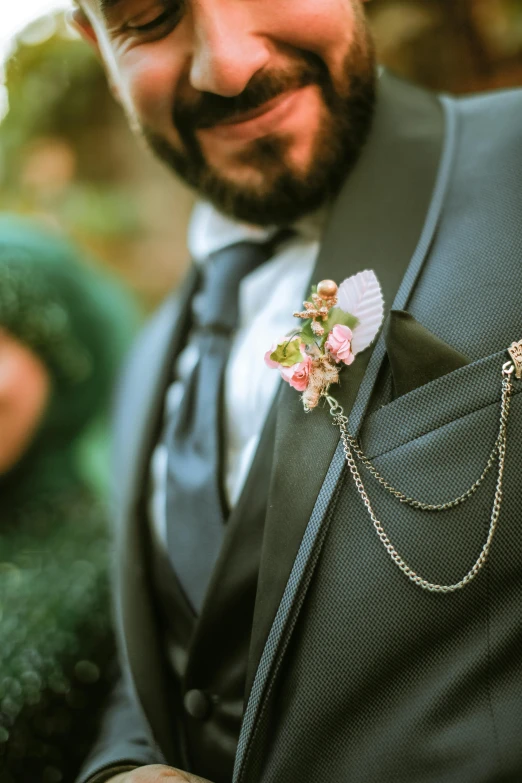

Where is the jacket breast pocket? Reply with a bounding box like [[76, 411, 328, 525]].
[[352, 349, 522, 586]]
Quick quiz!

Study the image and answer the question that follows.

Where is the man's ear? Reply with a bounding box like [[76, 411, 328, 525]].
[[69, 7, 100, 53]]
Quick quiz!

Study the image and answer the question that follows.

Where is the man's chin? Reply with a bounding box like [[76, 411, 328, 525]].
[[201, 153, 314, 210], [204, 159, 278, 196], [195, 164, 330, 226]]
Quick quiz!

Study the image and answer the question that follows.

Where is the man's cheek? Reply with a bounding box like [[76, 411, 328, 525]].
[[286, 87, 326, 171], [274, 6, 359, 77], [121, 55, 180, 128], [276, 1, 355, 49]]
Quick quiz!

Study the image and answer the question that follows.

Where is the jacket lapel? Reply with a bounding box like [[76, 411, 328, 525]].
[[246, 72, 446, 695], [115, 267, 198, 761]]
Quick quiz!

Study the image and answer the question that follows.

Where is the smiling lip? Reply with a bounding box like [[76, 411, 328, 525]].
[[197, 89, 302, 144]]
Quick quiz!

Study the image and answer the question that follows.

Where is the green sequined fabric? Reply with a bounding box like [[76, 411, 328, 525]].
[[0, 490, 114, 783]]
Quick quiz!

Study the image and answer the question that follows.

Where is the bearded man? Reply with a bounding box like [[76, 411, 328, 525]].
[[72, 2, 522, 782]]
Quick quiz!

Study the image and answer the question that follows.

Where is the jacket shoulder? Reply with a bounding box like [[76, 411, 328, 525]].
[[118, 295, 179, 397], [110, 288, 189, 510], [453, 84, 522, 112], [449, 86, 522, 155]]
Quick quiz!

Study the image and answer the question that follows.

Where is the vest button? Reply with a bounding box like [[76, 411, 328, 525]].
[[184, 689, 212, 720]]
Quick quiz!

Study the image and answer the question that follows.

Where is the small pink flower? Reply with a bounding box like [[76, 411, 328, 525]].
[[325, 324, 355, 365], [279, 353, 313, 392]]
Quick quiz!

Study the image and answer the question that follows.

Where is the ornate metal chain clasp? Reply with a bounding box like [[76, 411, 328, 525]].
[[325, 395, 344, 417]]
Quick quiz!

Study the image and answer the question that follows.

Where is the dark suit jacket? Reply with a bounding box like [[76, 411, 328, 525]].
[[79, 72, 522, 783]]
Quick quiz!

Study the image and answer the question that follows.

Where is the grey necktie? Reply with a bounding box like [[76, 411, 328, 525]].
[[165, 236, 282, 613]]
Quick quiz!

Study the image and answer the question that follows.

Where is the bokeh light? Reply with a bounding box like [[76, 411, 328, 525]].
[[0, 1, 73, 121]]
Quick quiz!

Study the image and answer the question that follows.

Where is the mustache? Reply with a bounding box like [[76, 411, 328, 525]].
[[174, 54, 328, 133]]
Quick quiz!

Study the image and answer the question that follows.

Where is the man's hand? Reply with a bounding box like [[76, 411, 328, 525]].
[[106, 765, 213, 783]]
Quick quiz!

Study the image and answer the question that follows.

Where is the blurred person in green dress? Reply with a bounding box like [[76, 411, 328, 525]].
[[0, 215, 137, 783]]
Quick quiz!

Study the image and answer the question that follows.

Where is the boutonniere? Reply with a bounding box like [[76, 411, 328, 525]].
[[265, 270, 384, 410], [264, 271, 522, 596]]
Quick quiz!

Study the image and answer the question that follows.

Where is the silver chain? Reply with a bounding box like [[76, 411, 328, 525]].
[[326, 360, 516, 593]]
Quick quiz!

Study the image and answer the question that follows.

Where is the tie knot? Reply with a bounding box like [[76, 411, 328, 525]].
[[193, 236, 281, 332]]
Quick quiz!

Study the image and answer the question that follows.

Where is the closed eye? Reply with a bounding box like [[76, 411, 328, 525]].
[[126, 1, 185, 35]]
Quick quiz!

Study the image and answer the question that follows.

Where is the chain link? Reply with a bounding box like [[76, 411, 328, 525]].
[[327, 361, 515, 593]]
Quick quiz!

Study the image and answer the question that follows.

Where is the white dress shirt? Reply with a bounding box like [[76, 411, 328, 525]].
[[150, 201, 324, 548]]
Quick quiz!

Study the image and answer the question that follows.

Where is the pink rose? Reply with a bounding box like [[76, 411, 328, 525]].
[[325, 324, 355, 365], [264, 337, 295, 368], [264, 337, 303, 370], [264, 343, 281, 369], [279, 353, 312, 392]]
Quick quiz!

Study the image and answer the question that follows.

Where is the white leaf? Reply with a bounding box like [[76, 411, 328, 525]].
[[337, 270, 384, 355]]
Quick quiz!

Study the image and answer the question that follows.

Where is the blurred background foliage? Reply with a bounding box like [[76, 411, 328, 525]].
[[0, 0, 521, 310]]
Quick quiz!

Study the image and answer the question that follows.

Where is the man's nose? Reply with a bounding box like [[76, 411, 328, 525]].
[[189, 1, 270, 96]]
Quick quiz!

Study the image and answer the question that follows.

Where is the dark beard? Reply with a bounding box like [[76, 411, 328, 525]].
[[143, 39, 376, 226]]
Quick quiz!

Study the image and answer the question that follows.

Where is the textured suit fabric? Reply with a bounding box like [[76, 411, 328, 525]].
[[77, 77, 522, 783], [234, 90, 522, 783]]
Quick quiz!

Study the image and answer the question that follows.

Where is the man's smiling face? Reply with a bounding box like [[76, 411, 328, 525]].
[[77, 0, 376, 225]]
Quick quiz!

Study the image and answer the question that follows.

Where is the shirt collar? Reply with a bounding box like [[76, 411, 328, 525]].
[[188, 201, 326, 263]]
